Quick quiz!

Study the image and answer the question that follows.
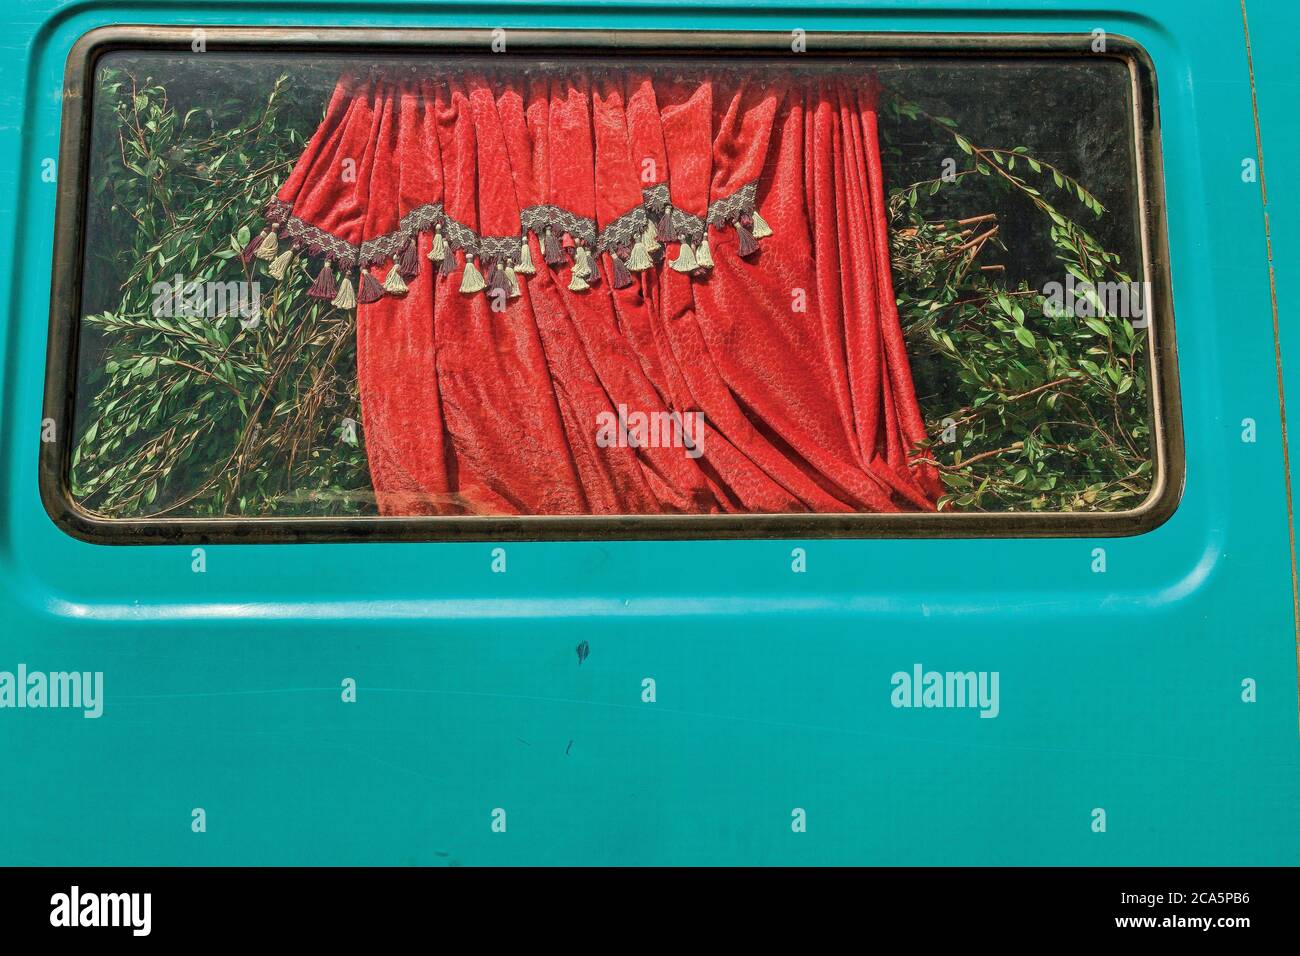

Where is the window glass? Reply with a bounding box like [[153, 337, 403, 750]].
[[52, 37, 1172, 536]]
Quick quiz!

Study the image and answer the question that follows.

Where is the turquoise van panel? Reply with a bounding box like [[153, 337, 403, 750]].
[[0, 0, 1297, 865]]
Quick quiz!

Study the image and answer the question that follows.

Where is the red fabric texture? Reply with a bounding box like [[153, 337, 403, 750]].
[[270, 66, 942, 515]]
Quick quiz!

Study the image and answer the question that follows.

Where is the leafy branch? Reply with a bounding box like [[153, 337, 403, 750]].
[[884, 90, 1151, 512], [71, 67, 371, 518]]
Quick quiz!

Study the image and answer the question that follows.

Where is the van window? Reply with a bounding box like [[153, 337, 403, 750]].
[[44, 30, 1179, 541]]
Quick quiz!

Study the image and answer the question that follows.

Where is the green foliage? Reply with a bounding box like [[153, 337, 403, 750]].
[[70, 68, 1152, 518], [885, 95, 1152, 512], [71, 67, 373, 517]]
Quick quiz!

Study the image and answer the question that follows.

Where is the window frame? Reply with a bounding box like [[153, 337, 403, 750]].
[[42, 25, 1183, 544]]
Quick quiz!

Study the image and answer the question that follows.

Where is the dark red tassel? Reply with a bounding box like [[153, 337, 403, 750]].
[[736, 223, 759, 258], [543, 228, 564, 266], [307, 260, 337, 300], [611, 252, 633, 289], [242, 228, 267, 265], [439, 249, 457, 277], [487, 260, 509, 297], [398, 239, 421, 280], [656, 209, 674, 243], [357, 269, 385, 304]]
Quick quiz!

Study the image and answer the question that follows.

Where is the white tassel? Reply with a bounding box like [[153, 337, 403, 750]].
[[694, 235, 714, 269], [427, 227, 447, 261], [669, 240, 697, 273], [642, 220, 661, 254], [254, 230, 279, 261], [626, 241, 654, 272], [515, 238, 536, 275], [750, 210, 773, 239], [266, 248, 293, 280], [459, 254, 486, 293], [573, 246, 593, 279], [382, 265, 408, 294], [331, 276, 356, 309]]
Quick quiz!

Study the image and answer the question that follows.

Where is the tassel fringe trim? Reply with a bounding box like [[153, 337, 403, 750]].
[[257, 179, 771, 308]]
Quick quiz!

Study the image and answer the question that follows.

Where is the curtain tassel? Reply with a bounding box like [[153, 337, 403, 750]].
[[382, 263, 409, 295], [438, 248, 457, 277], [642, 220, 661, 255], [573, 245, 593, 279], [611, 252, 633, 289], [331, 276, 356, 310], [242, 228, 269, 265], [656, 208, 675, 244], [694, 235, 715, 270], [427, 227, 447, 262], [735, 222, 760, 258], [358, 269, 386, 303], [543, 228, 565, 267], [307, 260, 337, 300], [398, 238, 421, 280], [515, 238, 536, 275], [486, 259, 510, 297], [750, 210, 773, 239], [669, 239, 698, 273], [626, 241, 654, 272], [254, 229, 279, 261], [266, 248, 294, 280], [568, 269, 590, 292], [460, 254, 487, 293], [506, 264, 522, 298]]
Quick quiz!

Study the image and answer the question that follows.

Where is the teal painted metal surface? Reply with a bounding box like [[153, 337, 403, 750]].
[[1, 0, 1297, 865]]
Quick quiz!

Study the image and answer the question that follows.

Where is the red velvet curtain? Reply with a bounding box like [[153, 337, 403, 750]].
[[258, 65, 942, 515]]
